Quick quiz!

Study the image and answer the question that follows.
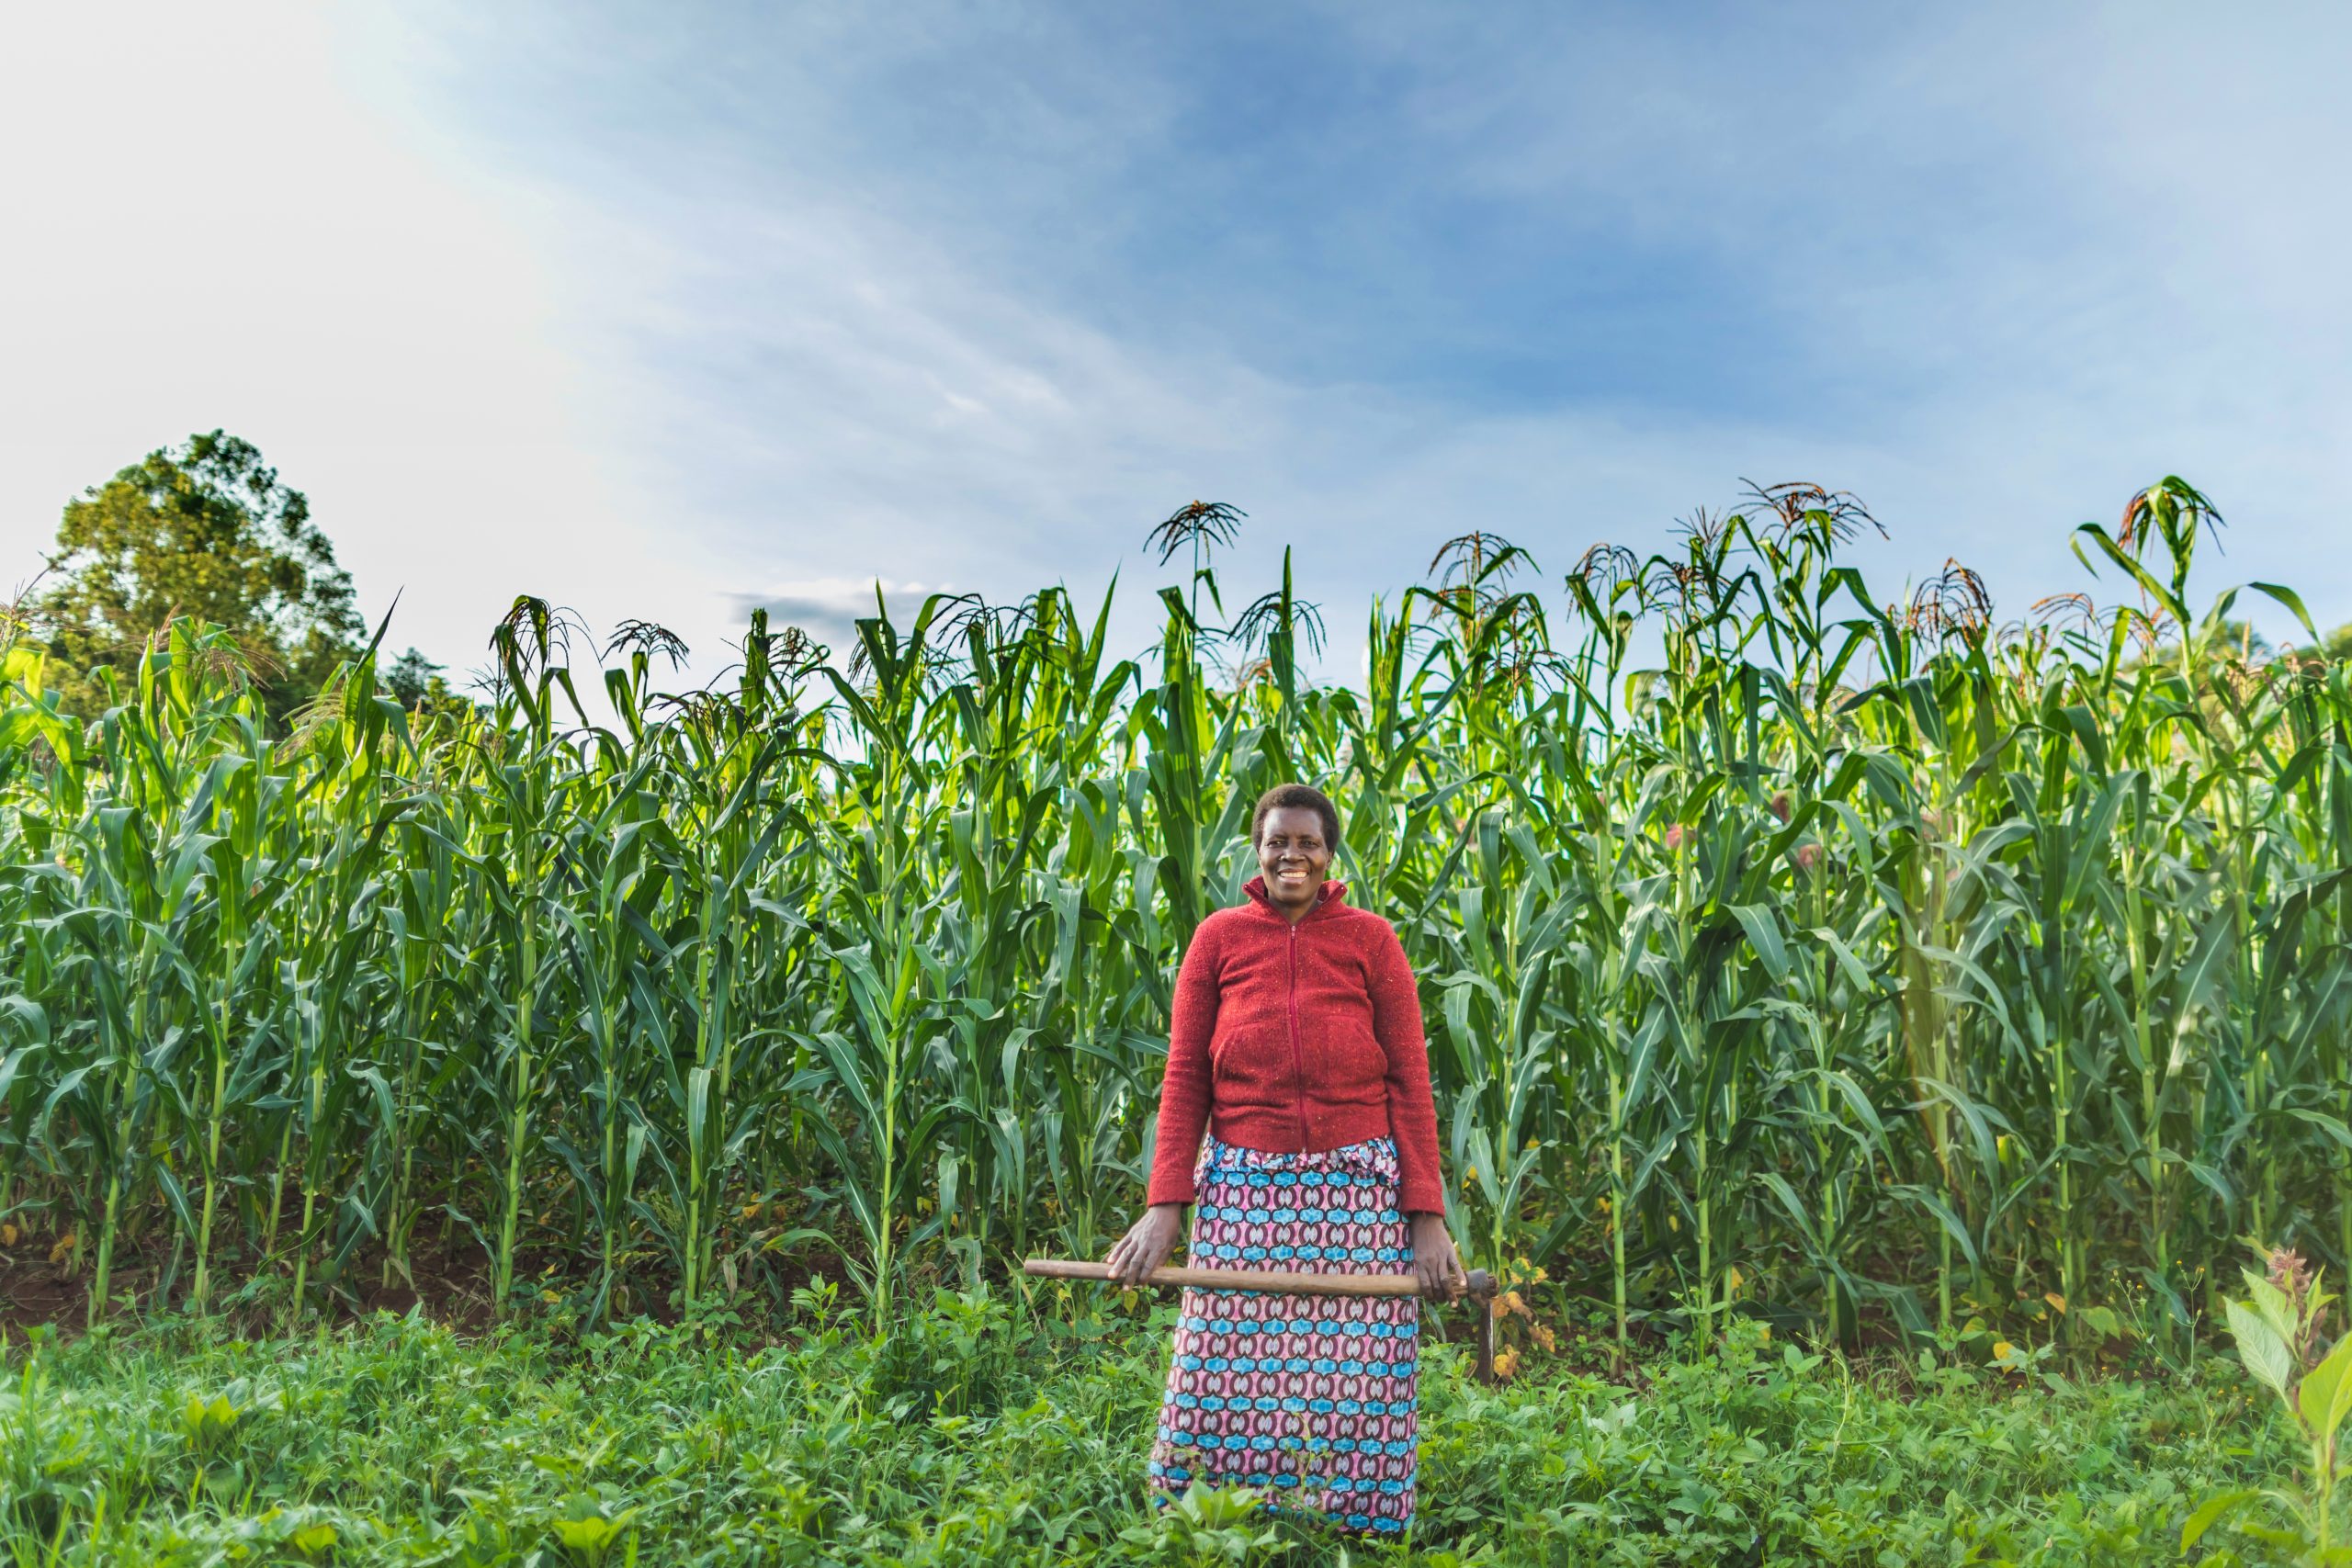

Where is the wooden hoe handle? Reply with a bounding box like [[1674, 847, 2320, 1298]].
[[1022, 1257, 1496, 1302], [1023, 1258, 1503, 1384]]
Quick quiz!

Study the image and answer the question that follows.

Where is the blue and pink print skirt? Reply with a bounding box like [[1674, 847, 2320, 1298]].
[[1146, 1134, 1420, 1536]]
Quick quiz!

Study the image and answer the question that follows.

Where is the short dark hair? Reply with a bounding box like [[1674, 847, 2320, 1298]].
[[1251, 783, 1340, 852]]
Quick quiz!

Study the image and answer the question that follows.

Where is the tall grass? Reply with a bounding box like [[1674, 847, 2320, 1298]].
[[0, 478, 2346, 1356]]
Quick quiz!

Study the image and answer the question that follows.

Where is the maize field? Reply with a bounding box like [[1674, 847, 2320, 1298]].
[[2, 477, 2346, 1359]]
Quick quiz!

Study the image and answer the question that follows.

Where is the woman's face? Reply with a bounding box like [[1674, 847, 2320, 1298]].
[[1256, 805, 1333, 912]]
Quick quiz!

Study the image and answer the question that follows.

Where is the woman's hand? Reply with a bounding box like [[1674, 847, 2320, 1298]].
[[1408, 1213, 1466, 1302], [1105, 1203, 1186, 1288]]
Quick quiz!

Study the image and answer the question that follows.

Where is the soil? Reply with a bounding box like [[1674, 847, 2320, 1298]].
[[5, 1219, 2097, 1391], [0, 1212, 1669, 1365], [2, 1226, 561, 1338], [0, 1222, 840, 1342], [0, 1248, 76, 1335]]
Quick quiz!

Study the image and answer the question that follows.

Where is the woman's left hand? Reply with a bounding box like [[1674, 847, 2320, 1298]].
[[1408, 1213, 1466, 1302]]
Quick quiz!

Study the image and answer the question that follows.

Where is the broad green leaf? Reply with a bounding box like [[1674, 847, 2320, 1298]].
[[2301, 1328, 2352, 1445], [2226, 1300, 2296, 1403], [2178, 1488, 2256, 1550]]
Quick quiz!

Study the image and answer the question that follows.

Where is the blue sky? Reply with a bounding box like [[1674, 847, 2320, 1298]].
[[5, 2, 2346, 684]]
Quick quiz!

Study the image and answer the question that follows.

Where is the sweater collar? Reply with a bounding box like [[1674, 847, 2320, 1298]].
[[1242, 874, 1348, 922]]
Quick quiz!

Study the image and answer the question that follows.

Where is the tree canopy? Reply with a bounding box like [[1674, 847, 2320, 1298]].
[[385, 645, 473, 716], [35, 431, 364, 725]]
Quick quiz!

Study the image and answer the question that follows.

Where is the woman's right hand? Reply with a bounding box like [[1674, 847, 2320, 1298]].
[[1105, 1203, 1186, 1288]]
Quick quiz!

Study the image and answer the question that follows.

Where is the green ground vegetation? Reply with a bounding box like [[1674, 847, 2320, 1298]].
[[0, 1298, 2296, 1566]]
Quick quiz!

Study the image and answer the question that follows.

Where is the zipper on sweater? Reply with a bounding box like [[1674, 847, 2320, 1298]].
[[1286, 921, 1309, 1148]]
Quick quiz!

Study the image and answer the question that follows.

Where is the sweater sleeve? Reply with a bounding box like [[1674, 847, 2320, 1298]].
[[1145, 917, 1223, 1205], [1369, 920, 1448, 1213]]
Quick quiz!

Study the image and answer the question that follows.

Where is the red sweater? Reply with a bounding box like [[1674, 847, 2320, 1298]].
[[1146, 877, 1447, 1213]]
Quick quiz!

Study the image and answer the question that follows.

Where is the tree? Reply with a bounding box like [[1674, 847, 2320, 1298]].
[[385, 646, 473, 716], [37, 431, 364, 725], [386, 648, 440, 708]]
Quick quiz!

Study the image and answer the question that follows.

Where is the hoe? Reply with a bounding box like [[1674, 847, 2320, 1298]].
[[1023, 1258, 1502, 1384]]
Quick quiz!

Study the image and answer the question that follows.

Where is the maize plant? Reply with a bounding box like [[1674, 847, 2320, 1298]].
[[0, 476, 2345, 1358]]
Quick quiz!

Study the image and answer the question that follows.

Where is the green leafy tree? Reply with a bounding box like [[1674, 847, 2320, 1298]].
[[386, 648, 439, 707], [37, 431, 363, 725], [385, 646, 473, 716]]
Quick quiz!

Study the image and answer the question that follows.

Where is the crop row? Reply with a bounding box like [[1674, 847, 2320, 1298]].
[[0, 480, 2345, 1355]]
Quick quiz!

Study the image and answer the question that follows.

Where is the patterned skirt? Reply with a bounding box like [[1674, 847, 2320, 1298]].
[[1146, 1134, 1420, 1536]]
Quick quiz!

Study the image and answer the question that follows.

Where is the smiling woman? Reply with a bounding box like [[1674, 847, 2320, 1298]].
[[1104, 782, 1464, 1536]]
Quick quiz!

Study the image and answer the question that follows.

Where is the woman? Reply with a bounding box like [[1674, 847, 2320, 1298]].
[[1108, 782, 1464, 1538]]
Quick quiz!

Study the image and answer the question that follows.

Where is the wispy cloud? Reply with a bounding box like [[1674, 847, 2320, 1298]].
[[729, 576, 957, 660], [415, 2, 2349, 644], [7, 0, 2346, 694]]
